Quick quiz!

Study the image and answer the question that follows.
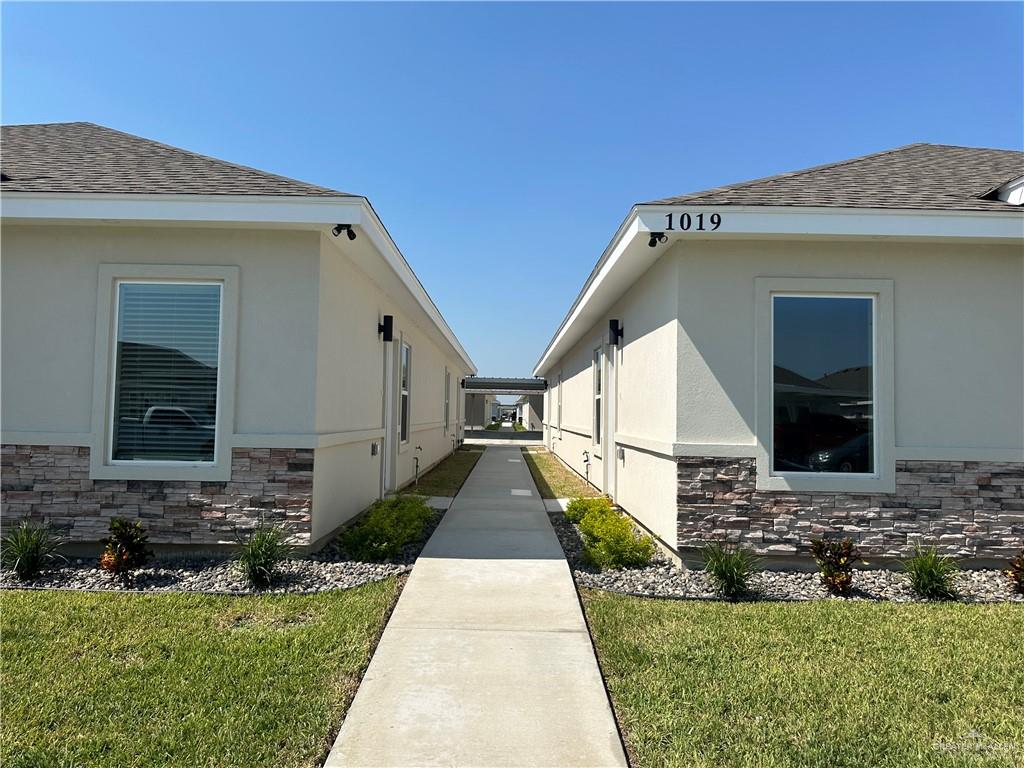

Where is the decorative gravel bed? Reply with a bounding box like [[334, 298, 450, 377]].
[[549, 511, 1022, 604], [0, 509, 444, 595]]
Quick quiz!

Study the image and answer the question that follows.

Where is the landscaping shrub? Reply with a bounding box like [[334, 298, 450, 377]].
[[236, 521, 293, 588], [1, 521, 66, 581], [564, 496, 613, 524], [702, 543, 760, 599], [342, 496, 434, 562], [578, 508, 655, 570], [99, 518, 153, 584], [1004, 548, 1024, 594], [810, 538, 862, 595], [902, 544, 958, 600]]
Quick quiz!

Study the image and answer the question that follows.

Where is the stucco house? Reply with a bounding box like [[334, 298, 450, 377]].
[[516, 395, 543, 430], [1, 122, 475, 549], [535, 143, 1024, 563]]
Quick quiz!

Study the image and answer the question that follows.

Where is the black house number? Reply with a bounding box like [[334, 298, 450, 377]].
[[664, 212, 721, 231]]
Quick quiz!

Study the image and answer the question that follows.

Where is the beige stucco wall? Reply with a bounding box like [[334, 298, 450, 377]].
[[310, 233, 471, 538], [539, 237, 1024, 548], [1, 224, 321, 439], [675, 239, 1024, 456], [541, 253, 681, 544], [519, 395, 544, 430], [2, 223, 472, 545]]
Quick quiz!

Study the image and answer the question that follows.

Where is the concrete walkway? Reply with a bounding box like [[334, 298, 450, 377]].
[[325, 445, 627, 767]]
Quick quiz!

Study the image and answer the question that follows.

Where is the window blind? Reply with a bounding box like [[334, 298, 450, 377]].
[[111, 282, 221, 462]]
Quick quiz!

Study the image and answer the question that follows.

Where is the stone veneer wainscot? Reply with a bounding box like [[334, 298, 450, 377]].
[[677, 457, 1024, 559], [1, 445, 313, 545]]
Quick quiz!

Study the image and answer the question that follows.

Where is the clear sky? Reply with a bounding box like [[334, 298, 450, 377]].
[[4, 2, 1022, 384]]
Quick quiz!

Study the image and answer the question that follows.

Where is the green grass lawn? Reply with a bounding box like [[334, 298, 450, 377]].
[[582, 589, 1024, 768], [400, 447, 482, 497], [513, 422, 527, 432], [522, 448, 601, 499], [1, 579, 401, 768], [484, 422, 502, 431]]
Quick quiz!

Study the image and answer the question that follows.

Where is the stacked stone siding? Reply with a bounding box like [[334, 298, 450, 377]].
[[677, 457, 1024, 559], [1, 445, 313, 545]]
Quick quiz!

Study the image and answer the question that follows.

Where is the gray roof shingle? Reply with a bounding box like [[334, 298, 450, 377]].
[[1, 122, 353, 197], [646, 143, 1023, 212]]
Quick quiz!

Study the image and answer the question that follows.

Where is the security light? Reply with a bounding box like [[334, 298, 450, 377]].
[[378, 314, 394, 342], [332, 224, 357, 240], [609, 318, 624, 345], [648, 232, 667, 247]]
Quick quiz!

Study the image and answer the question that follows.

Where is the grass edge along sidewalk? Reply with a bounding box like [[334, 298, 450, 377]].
[[522, 447, 601, 499], [1, 578, 402, 768], [399, 446, 483, 497], [582, 588, 1024, 768]]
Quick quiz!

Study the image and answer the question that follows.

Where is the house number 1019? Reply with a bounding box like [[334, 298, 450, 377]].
[[664, 212, 721, 231]]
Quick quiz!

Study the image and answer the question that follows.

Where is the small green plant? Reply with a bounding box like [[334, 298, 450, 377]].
[[236, 521, 293, 588], [578, 508, 655, 570], [810, 538, 862, 595], [1, 521, 66, 581], [99, 517, 153, 584], [564, 496, 613, 524], [1004, 548, 1024, 594], [342, 496, 434, 562], [902, 544, 959, 600], [702, 543, 760, 600]]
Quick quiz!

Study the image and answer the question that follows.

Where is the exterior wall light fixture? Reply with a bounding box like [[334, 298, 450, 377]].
[[332, 223, 357, 240], [648, 231, 667, 247], [378, 314, 394, 341], [609, 318, 624, 345]]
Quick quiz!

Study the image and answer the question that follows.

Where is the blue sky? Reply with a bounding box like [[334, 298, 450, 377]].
[[4, 2, 1022, 384]]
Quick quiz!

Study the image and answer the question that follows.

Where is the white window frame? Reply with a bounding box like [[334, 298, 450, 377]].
[[443, 367, 450, 435], [755, 277, 895, 493], [593, 347, 602, 447], [89, 264, 239, 481], [400, 341, 412, 445], [557, 371, 563, 439]]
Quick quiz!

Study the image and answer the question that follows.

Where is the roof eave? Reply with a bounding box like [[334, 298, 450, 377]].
[[533, 204, 1024, 376], [1, 191, 477, 374]]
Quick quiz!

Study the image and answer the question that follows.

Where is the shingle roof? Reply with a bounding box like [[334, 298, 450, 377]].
[[646, 143, 1024, 212], [0, 122, 353, 197]]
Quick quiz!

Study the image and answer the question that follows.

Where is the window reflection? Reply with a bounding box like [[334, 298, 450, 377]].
[[772, 296, 873, 474]]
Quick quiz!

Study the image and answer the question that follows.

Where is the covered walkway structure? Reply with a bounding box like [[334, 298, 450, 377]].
[[463, 376, 546, 441]]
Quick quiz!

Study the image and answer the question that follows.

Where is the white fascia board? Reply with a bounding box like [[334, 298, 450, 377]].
[[1, 191, 476, 374], [637, 204, 1024, 240], [357, 202, 477, 374], [534, 203, 1024, 376], [533, 212, 642, 376], [0, 191, 363, 226]]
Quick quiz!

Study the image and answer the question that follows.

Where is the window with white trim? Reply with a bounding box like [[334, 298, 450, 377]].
[[593, 348, 602, 446], [771, 294, 874, 475], [443, 368, 451, 434], [557, 372, 563, 437], [400, 342, 412, 443], [111, 281, 222, 463]]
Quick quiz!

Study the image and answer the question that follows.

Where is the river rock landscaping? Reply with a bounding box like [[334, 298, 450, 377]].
[[0, 508, 444, 595], [549, 511, 1023, 603]]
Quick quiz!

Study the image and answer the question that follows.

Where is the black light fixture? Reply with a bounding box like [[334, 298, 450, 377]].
[[648, 231, 667, 248], [609, 318, 624, 345], [332, 223, 357, 241], [378, 314, 394, 342]]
